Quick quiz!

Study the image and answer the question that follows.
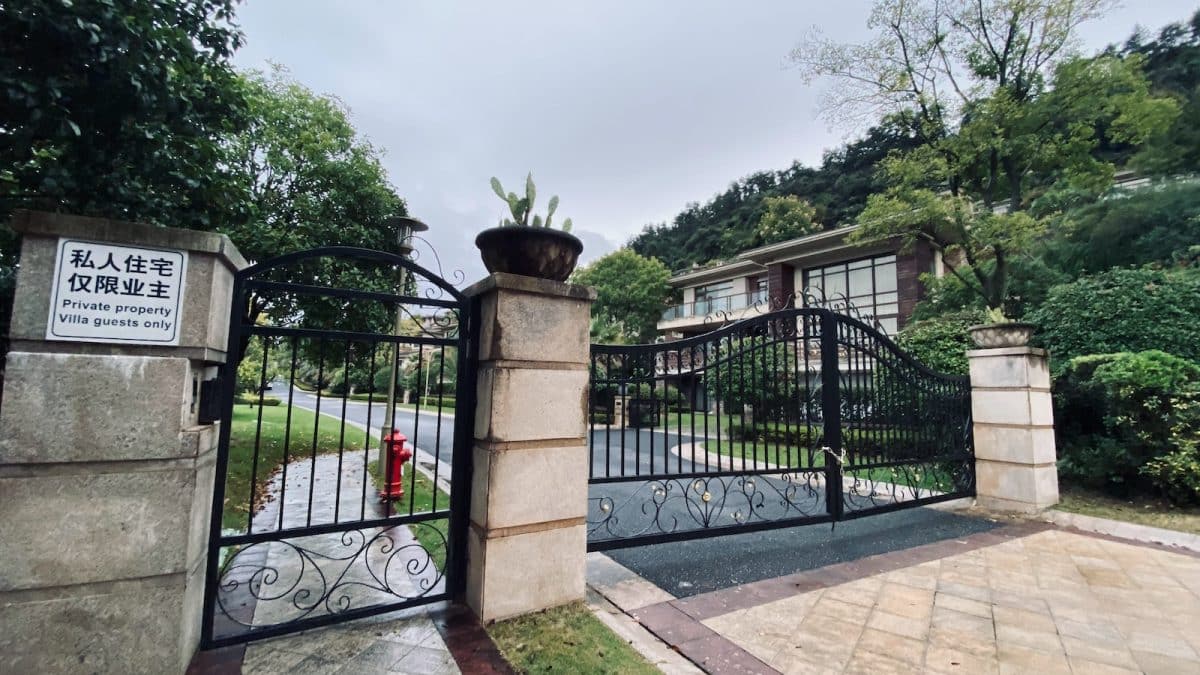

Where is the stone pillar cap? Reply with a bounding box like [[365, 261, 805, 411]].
[[464, 272, 596, 301], [10, 209, 247, 271]]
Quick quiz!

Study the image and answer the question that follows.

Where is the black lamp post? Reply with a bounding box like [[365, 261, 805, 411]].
[[381, 215, 429, 464]]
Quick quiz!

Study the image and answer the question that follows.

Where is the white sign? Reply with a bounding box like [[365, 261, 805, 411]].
[[46, 238, 188, 345]]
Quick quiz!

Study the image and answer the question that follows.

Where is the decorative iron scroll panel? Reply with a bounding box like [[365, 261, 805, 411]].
[[201, 247, 476, 647], [586, 308, 972, 550]]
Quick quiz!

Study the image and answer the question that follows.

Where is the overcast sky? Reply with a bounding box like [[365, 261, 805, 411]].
[[231, 1, 1197, 282]]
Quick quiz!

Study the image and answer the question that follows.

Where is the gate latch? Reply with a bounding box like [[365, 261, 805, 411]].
[[822, 446, 847, 466], [198, 377, 222, 425]]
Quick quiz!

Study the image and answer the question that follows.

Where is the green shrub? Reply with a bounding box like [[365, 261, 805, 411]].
[[626, 382, 686, 409], [1139, 392, 1200, 505], [1055, 350, 1200, 497], [1029, 266, 1200, 373], [234, 394, 282, 406], [895, 310, 986, 375]]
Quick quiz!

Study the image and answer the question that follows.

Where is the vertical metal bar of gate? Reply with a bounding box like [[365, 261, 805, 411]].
[[820, 310, 843, 520], [199, 274, 246, 648], [446, 295, 479, 596]]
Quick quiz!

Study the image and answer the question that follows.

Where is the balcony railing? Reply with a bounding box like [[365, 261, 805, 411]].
[[660, 290, 767, 321]]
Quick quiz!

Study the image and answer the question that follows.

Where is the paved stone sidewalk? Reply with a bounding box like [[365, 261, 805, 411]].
[[241, 608, 458, 674], [602, 522, 1200, 674], [202, 447, 476, 673]]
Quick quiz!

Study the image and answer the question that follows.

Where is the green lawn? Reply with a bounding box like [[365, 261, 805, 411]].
[[488, 602, 657, 675], [226, 401, 453, 571], [1056, 484, 1200, 535], [224, 403, 370, 531], [704, 439, 964, 493], [367, 460, 451, 572]]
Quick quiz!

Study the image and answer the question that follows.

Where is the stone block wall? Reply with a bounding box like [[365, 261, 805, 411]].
[[463, 273, 595, 623], [0, 211, 242, 673]]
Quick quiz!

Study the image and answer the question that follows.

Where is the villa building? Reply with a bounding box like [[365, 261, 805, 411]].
[[657, 225, 942, 339]]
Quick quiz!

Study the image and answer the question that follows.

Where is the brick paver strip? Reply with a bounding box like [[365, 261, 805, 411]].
[[430, 604, 515, 674], [631, 603, 779, 674]]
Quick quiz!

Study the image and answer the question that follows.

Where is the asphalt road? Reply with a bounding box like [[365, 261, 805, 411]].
[[606, 506, 1001, 597]]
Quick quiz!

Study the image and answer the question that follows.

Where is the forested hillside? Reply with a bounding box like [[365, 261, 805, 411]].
[[630, 10, 1200, 273]]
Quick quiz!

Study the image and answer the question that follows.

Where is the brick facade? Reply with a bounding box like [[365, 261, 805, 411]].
[[895, 241, 934, 329], [766, 263, 795, 310]]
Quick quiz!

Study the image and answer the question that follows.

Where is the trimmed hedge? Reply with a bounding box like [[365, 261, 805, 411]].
[[1029, 266, 1200, 373], [1055, 350, 1200, 502], [895, 310, 986, 375]]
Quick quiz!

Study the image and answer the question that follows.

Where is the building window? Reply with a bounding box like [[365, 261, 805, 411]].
[[803, 254, 898, 334], [693, 280, 733, 315]]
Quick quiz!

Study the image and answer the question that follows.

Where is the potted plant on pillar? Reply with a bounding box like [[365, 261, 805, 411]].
[[968, 306, 1036, 348], [475, 173, 583, 281]]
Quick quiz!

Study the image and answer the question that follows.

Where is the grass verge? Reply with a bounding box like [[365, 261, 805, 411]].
[[1056, 485, 1200, 535], [367, 460, 451, 572], [488, 602, 657, 675], [224, 403, 371, 531], [704, 440, 963, 493]]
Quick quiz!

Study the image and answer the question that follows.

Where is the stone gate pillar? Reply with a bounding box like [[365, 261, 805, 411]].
[[463, 273, 595, 623], [967, 346, 1059, 513], [0, 211, 244, 673]]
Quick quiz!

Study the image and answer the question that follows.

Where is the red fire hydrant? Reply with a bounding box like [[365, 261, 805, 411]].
[[380, 429, 413, 501]]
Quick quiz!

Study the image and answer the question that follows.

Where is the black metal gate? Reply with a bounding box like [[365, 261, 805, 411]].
[[201, 247, 476, 647], [587, 308, 973, 550]]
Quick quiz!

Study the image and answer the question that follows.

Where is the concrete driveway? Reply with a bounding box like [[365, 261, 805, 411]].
[[589, 517, 1200, 674]]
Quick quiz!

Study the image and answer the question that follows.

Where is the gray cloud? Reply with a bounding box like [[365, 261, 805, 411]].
[[232, 0, 1194, 285]]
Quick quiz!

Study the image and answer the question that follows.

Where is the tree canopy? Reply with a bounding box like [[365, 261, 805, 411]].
[[0, 0, 248, 344], [794, 0, 1178, 315], [630, 7, 1200, 291], [572, 249, 672, 344]]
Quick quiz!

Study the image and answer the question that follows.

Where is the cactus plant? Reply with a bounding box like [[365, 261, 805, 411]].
[[490, 173, 573, 232]]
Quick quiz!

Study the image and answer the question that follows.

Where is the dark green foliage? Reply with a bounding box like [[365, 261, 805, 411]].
[[1044, 181, 1200, 276], [1028, 266, 1200, 372], [1119, 10, 1200, 174], [895, 310, 987, 376], [706, 340, 800, 417], [625, 382, 685, 410], [0, 0, 247, 349], [1055, 351, 1200, 499], [1140, 392, 1200, 504]]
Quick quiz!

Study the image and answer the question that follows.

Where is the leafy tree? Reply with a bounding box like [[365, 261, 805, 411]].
[[0, 0, 247, 347], [399, 348, 457, 398], [754, 195, 819, 246], [707, 338, 800, 421], [225, 68, 412, 367], [573, 249, 672, 343], [793, 0, 1179, 317], [236, 336, 281, 394], [1118, 10, 1200, 174]]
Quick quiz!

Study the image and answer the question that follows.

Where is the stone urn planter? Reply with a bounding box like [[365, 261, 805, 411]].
[[474, 226, 583, 282], [968, 322, 1036, 348]]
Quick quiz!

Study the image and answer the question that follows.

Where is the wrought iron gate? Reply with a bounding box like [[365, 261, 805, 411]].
[[201, 247, 476, 647], [586, 308, 973, 550]]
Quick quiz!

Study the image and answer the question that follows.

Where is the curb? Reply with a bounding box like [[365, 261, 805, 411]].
[[1041, 508, 1200, 554]]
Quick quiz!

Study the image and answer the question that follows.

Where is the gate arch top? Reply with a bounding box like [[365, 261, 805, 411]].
[[235, 245, 467, 304]]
